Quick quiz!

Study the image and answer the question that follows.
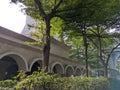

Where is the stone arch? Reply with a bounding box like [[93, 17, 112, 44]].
[[65, 65, 74, 77], [109, 53, 120, 77], [0, 52, 28, 71], [115, 55, 120, 68], [0, 52, 28, 80], [75, 67, 81, 76], [109, 51, 120, 70], [50, 62, 64, 75], [82, 68, 86, 75], [29, 58, 42, 73]]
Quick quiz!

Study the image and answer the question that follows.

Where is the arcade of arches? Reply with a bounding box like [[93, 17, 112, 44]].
[[0, 54, 84, 80], [0, 26, 86, 80]]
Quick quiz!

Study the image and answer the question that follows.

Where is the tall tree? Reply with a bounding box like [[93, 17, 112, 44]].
[[11, 0, 89, 69], [61, 0, 120, 77], [87, 27, 120, 77]]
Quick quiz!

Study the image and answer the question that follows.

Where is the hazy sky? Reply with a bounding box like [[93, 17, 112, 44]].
[[0, 0, 26, 33]]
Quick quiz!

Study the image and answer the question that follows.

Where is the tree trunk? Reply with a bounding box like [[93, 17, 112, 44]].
[[98, 33, 108, 77], [103, 64, 108, 78], [42, 18, 51, 70], [83, 31, 89, 77]]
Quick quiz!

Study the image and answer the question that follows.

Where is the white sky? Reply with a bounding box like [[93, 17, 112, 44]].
[[0, 0, 26, 33]]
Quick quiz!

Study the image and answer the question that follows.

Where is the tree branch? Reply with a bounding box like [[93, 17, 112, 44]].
[[106, 43, 120, 64], [53, 0, 63, 12], [88, 37, 99, 48], [89, 29, 98, 36], [34, 0, 46, 18], [49, 0, 63, 18]]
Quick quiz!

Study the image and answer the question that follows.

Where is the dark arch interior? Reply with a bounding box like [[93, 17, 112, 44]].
[[80, 68, 84, 74], [53, 64, 63, 75], [31, 62, 40, 72], [83, 70, 86, 74], [0, 56, 18, 80], [28, 61, 42, 75], [75, 68, 81, 76], [66, 67, 74, 77]]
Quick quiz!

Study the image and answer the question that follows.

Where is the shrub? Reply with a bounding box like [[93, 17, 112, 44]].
[[0, 70, 110, 90]]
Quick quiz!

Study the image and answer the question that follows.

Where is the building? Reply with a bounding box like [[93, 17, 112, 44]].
[[0, 26, 85, 80]]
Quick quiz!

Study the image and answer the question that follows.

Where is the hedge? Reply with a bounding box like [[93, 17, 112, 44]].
[[0, 70, 110, 90]]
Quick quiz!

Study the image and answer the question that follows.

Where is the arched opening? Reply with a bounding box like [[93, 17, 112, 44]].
[[110, 56, 120, 78], [31, 62, 41, 72], [29, 61, 42, 74], [0, 56, 18, 80], [50, 62, 64, 76], [83, 69, 86, 75], [80, 68, 85, 75], [0, 53, 28, 71], [52, 64, 64, 75], [65, 66, 74, 77], [75, 68, 81, 76]]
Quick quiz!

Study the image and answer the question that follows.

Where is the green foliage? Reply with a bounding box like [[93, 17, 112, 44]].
[[29, 20, 46, 40], [50, 17, 64, 37], [0, 70, 110, 90], [62, 77, 110, 90], [0, 80, 17, 89]]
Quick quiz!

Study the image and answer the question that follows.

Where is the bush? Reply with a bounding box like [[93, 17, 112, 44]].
[[62, 77, 110, 90], [0, 70, 110, 90]]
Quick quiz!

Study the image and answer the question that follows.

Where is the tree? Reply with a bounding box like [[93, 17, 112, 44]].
[[61, 0, 120, 77], [11, 0, 82, 69], [11, 0, 108, 71], [87, 27, 120, 77]]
